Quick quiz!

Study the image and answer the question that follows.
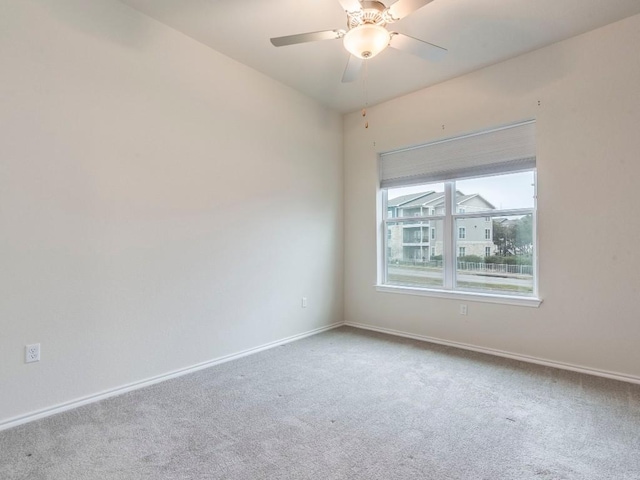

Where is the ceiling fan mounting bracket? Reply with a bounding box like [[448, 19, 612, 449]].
[[347, 1, 389, 30]]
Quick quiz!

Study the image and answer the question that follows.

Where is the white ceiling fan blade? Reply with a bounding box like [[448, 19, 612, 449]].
[[389, 33, 447, 61], [338, 0, 363, 13], [342, 55, 364, 83], [271, 30, 344, 47], [387, 0, 433, 21]]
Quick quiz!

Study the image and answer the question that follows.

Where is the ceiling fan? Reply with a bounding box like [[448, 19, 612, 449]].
[[270, 0, 447, 83]]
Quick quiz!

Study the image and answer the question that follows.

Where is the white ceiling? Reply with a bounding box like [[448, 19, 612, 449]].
[[119, 0, 640, 113]]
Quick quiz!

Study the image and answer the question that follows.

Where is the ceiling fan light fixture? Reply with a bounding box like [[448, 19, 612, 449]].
[[343, 24, 390, 59]]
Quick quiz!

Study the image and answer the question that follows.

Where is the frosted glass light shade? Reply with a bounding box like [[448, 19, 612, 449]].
[[343, 24, 390, 59]]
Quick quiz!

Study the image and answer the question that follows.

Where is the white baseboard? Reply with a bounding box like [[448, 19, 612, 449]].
[[0, 322, 345, 432], [345, 322, 640, 385]]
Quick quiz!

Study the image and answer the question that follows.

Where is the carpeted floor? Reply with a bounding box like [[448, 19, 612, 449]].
[[1, 326, 639, 479]]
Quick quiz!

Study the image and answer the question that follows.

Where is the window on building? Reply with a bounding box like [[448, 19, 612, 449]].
[[379, 121, 538, 301]]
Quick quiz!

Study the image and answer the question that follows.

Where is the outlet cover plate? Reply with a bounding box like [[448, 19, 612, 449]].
[[25, 343, 40, 363]]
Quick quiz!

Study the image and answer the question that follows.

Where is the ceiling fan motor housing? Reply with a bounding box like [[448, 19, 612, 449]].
[[347, 1, 388, 29]]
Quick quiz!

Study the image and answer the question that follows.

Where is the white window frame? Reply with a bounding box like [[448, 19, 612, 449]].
[[378, 172, 540, 307], [485, 228, 491, 240], [377, 121, 539, 307], [485, 246, 491, 257], [458, 226, 466, 239]]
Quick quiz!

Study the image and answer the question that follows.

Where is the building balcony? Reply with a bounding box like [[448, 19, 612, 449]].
[[402, 223, 430, 228], [403, 240, 430, 246]]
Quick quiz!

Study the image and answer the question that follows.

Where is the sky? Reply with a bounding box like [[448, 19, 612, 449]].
[[388, 171, 535, 210]]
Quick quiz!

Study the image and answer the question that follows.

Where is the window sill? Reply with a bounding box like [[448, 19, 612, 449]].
[[375, 284, 542, 307]]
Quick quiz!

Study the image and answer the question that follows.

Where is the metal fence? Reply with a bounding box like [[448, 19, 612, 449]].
[[457, 261, 533, 276], [394, 259, 533, 276]]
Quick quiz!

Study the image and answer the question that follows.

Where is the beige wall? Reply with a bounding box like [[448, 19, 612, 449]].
[[0, 0, 343, 424], [344, 14, 640, 378]]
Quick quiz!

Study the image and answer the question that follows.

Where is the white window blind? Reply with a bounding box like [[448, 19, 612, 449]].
[[379, 121, 536, 188]]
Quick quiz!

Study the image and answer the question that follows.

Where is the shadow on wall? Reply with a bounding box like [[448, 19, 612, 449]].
[[462, 20, 573, 98], [35, 0, 152, 48]]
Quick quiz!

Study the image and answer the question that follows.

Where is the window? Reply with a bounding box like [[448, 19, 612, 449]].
[[383, 172, 536, 297], [379, 121, 538, 304]]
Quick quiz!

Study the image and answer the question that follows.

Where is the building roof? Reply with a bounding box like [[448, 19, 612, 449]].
[[457, 193, 497, 210], [390, 190, 495, 210], [392, 191, 442, 208], [387, 192, 434, 207]]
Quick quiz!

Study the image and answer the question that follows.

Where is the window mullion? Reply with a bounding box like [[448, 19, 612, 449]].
[[533, 170, 538, 298], [381, 190, 389, 285], [443, 182, 454, 289]]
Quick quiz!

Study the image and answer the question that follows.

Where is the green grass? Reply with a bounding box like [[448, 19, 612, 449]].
[[456, 281, 533, 294], [387, 275, 444, 288], [388, 274, 533, 294]]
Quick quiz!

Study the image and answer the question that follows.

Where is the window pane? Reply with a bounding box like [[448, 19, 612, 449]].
[[386, 182, 445, 218], [386, 219, 444, 288], [455, 215, 534, 295], [455, 171, 535, 212]]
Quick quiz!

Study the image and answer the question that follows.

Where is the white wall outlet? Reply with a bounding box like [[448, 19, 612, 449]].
[[301, 297, 308, 308], [459, 304, 468, 316], [25, 343, 40, 363]]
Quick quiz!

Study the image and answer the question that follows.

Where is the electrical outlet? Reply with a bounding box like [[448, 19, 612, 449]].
[[25, 343, 40, 363], [459, 304, 468, 316], [301, 297, 308, 308]]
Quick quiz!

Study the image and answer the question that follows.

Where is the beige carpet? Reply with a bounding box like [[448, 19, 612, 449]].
[[1, 326, 639, 479]]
